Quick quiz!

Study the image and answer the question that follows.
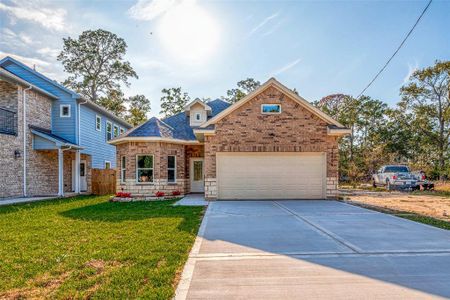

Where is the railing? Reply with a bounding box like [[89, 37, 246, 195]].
[[0, 107, 17, 135]]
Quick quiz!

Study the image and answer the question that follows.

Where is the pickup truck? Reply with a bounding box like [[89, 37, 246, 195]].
[[372, 165, 417, 190]]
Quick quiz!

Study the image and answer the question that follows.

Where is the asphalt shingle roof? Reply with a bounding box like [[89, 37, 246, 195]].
[[127, 99, 230, 141]]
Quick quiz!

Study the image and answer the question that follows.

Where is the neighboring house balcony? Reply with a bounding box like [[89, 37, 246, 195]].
[[0, 107, 17, 135]]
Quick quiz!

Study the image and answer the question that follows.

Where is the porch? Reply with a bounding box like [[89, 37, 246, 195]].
[[30, 126, 91, 197]]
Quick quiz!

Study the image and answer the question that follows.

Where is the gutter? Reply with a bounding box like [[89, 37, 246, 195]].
[[23, 85, 32, 197]]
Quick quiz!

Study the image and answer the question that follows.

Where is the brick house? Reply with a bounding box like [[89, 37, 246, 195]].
[[109, 78, 350, 200], [0, 56, 131, 199]]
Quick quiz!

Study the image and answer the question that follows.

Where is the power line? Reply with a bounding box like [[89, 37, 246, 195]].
[[356, 0, 433, 99]]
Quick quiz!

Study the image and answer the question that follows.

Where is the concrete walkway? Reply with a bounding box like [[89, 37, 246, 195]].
[[176, 200, 450, 299], [0, 196, 56, 206], [173, 194, 208, 206]]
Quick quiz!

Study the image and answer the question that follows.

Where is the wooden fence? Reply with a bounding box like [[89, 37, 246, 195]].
[[91, 169, 116, 195]]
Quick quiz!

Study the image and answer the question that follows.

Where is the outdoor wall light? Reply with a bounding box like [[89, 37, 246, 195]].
[[14, 149, 21, 159]]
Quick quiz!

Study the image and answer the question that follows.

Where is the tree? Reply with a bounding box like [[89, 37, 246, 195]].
[[224, 78, 261, 103], [400, 60, 450, 178], [97, 89, 127, 118], [58, 29, 138, 102], [160, 87, 190, 117], [126, 95, 151, 126], [317, 94, 388, 180]]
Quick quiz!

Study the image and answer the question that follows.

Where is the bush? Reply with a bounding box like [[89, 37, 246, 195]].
[[155, 191, 165, 197], [116, 192, 131, 198], [172, 190, 181, 196]]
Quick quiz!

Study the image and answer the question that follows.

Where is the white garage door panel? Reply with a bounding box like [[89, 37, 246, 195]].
[[217, 153, 325, 199]]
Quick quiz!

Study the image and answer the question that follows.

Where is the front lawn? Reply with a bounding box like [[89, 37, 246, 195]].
[[0, 195, 203, 299]]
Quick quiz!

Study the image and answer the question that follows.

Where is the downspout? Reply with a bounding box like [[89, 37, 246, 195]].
[[77, 98, 87, 194], [23, 85, 32, 197]]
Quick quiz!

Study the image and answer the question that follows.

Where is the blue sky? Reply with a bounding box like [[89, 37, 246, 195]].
[[1, 0, 449, 116]]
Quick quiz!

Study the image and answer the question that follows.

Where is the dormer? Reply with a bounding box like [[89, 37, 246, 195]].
[[184, 99, 212, 127]]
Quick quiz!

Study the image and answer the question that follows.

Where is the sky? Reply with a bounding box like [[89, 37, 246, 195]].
[[1, 0, 449, 117]]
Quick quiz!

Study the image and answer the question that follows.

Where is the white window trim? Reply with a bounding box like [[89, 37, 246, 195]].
[[119, 127, 125, 135], [121, 156, 126, 184], [261, 104, 282, 114], [195, 112, 201, 121], [136, 154, 154, 184], [105, 161, 111, 169], [168, 155, 176, 184], [113, 124, 119, 137], [106, 121, 112, 141], [95, 115, 101, 131], [60, 104, 71, 117]]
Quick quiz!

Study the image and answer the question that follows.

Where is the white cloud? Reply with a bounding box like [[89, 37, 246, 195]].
[[403, 61, 418, 84], [0, 28, 33, 50], [0, 51, 51, 68], [261, 20, 283, 37], [272, 58, 301, 76], [37, 47, 60, 58], [248, 11, 280, 37], [128, 0, 179, 21], [19, 32, 33, 44], [0, 0, 67, 31]]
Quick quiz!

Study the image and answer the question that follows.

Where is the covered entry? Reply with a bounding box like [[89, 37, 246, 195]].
[[216, 152, 326, 200]]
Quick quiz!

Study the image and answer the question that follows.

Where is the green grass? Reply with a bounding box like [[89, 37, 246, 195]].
[[398, 214, 450, 230], [0, 195, 204, 299]]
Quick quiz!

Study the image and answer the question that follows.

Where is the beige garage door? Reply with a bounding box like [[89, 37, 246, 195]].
[[216, 152, 326, 200]]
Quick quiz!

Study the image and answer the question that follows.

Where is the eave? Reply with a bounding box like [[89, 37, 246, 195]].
[[327, 127, 352, 136], [108, 136, 202, 145]]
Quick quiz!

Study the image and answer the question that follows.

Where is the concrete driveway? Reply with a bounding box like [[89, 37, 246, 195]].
[[176, 200, 450, 299]]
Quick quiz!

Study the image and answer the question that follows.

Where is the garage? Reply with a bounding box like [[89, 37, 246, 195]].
[[216, 152, 326, 200]]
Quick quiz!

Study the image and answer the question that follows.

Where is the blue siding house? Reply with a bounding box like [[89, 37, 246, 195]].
[[0, 56, 131, 197]]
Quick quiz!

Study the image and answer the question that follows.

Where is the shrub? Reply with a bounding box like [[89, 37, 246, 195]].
[[172, 190, 181, 196], [116, 192, 131, 198], [155, 191, 165, 197]]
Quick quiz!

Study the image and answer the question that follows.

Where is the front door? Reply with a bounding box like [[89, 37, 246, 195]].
[[72, 160, 87, 192], [190, 158, 204, 193]]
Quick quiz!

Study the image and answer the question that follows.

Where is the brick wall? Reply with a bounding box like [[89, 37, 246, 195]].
[[204, 85, 339, 199], [116, 142, 188, 196]]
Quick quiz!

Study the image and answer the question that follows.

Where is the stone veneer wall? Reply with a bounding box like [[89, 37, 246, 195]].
[[0, 81, 23, 198], [204, 85, 339, 200], [116, 142, 188, 196]]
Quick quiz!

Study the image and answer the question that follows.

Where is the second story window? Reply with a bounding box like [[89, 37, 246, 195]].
[[113, 125, 119, 137], [60, 104, 71, 117], [106, 121, 112, 140], [195, 113, 201, 121], [95, 115, 101, 131], [105, 161, 111, 169], [120, 127, 124, 135]]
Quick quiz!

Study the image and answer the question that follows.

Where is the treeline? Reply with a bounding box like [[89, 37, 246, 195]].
[[317, 60, 450, 181]]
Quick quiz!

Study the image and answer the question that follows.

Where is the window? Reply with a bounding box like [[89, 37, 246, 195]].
[[60, 104, 71, 117], [95, 115, 101, 131], [106, 121, 112, 140], [195, 113, 201, 121], [168, 155, 176, 183], [105, 161, 111, 169], [120, 127, 125, 135], [261, 104, 281, 114], [136, 155, 153, 183], [121, 156, 126, 183], [113, 125, 119, 137]]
